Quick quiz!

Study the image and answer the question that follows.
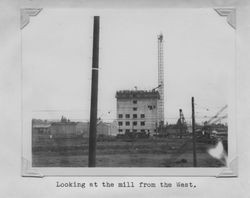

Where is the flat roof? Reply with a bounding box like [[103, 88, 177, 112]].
[[33, 124, 51, 128], [51, 122, 77, 126], [116, 90, 160, 99]]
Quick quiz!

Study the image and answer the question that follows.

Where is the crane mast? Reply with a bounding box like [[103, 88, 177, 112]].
[[157, 34, 164, 126]]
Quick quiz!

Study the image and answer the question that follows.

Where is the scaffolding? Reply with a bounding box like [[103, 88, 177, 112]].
[[157, 34, 164, 126]]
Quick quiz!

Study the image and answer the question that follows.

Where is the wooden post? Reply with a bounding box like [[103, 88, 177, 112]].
[[192, 97, 197, 167], [88, 16, 100, 167]]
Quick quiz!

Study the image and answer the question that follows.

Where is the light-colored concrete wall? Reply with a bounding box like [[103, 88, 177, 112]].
[[117, 98, 158, 135]]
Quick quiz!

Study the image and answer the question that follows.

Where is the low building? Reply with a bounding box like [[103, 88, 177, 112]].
[[75, 121, 112, 137], [50, 121, 77, 136], [76, 122, 89, 137], [32, 123, 51, 134], [97, 121, 110, 136], [109, 120, 119, 136], [116, 90, 160, 136]]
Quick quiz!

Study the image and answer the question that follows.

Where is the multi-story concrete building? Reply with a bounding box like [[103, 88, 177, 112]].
[[116, 90, 160, 136]]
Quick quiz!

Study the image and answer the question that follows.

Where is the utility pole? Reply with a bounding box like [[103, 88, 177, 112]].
[[179, 109, 183, 139], [88, 16, 100, 167], [192, 97, 197, 167]]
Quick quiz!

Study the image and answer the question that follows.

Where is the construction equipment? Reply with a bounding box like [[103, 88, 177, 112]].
[[206, 105, 227, 124], [176, 109, 187, 138], [199, 105, 228, 144], [152, 84, 161, 92], [157, 34, 164, 126]]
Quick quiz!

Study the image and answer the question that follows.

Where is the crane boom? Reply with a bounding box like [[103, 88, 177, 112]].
[[210, 114, 228, 124], [207, 105, 228, 124]]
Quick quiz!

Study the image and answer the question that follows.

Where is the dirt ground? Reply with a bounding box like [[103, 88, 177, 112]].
[[32, 136, 225, 167]]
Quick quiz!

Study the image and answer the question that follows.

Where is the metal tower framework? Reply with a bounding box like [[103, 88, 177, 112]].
[[157, 34, 164, 125]]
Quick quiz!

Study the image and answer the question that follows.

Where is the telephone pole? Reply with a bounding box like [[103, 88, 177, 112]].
[[192, 97, 197, 167], [88, 16, 100, 167]]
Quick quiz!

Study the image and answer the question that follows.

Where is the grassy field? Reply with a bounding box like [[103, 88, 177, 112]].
[[32, 135, 225, 167]]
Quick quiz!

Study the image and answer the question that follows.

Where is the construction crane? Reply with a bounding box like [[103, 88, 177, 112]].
[[200, 105, 228, 143], [176, 109, 187, 138], [210, 114, 228, 125], [152, 84, 161, 92], [157, 33, 164, 126], [176, 109, 186, 126]]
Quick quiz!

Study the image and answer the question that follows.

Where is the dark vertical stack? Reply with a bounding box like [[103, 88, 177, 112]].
[[88, 16, 100, 167]]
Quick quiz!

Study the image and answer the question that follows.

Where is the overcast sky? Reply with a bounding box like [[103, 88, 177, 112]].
[[22, 8, 234, 124]]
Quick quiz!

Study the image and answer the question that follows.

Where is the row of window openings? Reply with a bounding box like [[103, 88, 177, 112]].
[[132, 100, 156, 108], [119, 105, 156, 113], [118, 114, 145, 119], [119, 129, 148, 133], [118, 121, 145, 126]]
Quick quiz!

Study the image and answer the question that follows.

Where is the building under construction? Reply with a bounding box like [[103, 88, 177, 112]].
[[116, 90, 160, 136], [115, 34, 165, 136]]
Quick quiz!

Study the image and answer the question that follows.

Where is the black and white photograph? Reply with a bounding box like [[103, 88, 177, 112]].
[[21, 8, 235, 169], [2, 0, 250, 197]]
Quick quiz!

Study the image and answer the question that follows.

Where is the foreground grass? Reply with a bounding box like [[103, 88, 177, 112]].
[[32, 136, 225, 167]]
